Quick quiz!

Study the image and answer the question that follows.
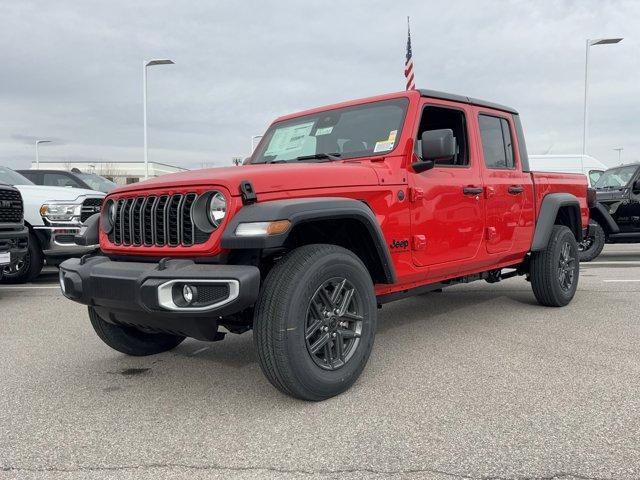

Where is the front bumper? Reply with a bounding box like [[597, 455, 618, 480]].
[[59, 256, 261, 340], [33, 226, 98, 257], [0, 226, 29, 265]]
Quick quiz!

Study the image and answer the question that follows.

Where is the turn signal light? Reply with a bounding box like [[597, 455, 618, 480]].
[[235, 220, 291, 237]]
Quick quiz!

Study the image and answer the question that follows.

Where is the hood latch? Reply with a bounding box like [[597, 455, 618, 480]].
[[239, 180, 257, 205]]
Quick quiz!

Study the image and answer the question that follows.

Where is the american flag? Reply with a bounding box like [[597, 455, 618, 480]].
[[404, 17, 415, 90]]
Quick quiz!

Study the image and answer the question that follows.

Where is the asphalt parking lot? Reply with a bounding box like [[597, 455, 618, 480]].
[[1, 245, 639, 480]]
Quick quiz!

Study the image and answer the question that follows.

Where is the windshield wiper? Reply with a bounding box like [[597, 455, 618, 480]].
[[265, 152, 342, 164], [295, 152, 342, 161]]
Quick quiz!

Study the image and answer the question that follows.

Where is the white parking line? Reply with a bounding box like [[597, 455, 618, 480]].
[[191, 346, 210, 356], [586, 261, 640, 266], [0, 285, 59, 290], [602, 279, 640, 283]]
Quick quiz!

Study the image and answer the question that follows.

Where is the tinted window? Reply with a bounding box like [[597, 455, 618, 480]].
[[416, 106, 468, 167], [43, 172, 82, 188], [0, 167, 34, 185], [588, 170, 603, 186], [75, 173, 117, 193], [479, 115, 515, 169], [251, 98, 409, 163]]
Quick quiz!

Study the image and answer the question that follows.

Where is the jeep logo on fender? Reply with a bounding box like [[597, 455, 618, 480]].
[[390, 239, 409, 250]]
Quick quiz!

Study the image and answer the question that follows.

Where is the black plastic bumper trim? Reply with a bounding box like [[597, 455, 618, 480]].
[[59, 256, 261, 340]]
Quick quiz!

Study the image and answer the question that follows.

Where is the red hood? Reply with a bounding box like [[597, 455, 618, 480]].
[[110, 162, 380, 196]]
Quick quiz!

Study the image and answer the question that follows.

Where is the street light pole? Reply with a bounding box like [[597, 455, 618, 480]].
[[143, 59, 174, 180], [613, 147, 623, 164], [35, 140, 52, 169], [581, 37, 622, 172], [251, 135, 263, 153]]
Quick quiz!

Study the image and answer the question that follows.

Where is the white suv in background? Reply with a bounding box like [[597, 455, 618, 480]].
[[0, 167, 104, 283]]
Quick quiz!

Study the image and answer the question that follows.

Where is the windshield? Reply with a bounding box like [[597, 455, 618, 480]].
[[594, 165, 638, 189], [0, 166, 35, 186], [251, 98, 409, 164], [75, 173, 117, 193]]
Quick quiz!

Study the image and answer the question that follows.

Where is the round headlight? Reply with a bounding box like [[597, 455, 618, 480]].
[[207, 191, 227, 228], [102, 199, 116, 233]]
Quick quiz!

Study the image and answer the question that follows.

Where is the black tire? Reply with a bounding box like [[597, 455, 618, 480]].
[[530, 225, 579, 307], [254, 244, 377, 401], [0, 232, 43, 284], [578, 221, 605, 262], [88, 307, 185, 356]]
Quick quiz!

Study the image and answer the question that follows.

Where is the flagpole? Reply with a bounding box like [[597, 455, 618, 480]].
[[405, 16, 415, 90]]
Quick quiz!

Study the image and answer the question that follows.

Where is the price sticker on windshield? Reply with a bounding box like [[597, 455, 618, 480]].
[[373, 130, 398, 153]]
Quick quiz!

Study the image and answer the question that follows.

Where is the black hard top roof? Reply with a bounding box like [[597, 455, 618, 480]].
[[419, 89, 518, 115]]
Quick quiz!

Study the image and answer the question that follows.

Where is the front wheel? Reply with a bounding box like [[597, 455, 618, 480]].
[[254, 244, 377, 401], [89, 307, 185, 356], [0, 232, 43, 284], [530, 225, 579, 307], [578, 221, 605, 262]]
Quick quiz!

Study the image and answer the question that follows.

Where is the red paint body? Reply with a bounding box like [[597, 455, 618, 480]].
[[101, 90, 589, 296]]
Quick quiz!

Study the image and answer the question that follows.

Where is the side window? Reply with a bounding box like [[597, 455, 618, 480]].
[[479, 114, 515, 169], [20, 172, 38, 183], [416, 106, 469, 167], [589, 170, 603, 186], [43, 173, 81, 188]]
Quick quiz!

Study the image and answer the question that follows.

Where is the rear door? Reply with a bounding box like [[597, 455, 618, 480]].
[[477, 112, 526, 254]]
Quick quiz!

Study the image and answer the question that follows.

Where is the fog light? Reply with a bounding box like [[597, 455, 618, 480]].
[[59, 270, 66, 294], [182, 284, 194, 304]]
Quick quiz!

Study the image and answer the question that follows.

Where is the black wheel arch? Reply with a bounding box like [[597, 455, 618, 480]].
[[531, 193, 583, 251], [588, 203, 619, 235], [221, 198, 396, 284]]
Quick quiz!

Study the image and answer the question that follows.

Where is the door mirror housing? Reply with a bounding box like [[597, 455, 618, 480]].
[[633, 179, 640, 193], [411, 129, 457, 173], [421, 129, 457, 160]]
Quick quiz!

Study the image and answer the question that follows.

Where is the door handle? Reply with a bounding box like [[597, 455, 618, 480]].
[[463, 187, 483, 196], [508, 185, 524, 194]]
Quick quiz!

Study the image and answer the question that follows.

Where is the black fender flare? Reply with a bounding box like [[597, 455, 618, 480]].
[[221, 197, 396, 283], [531, 193, 582, 251], [74, 213, 100, 246], [589, 203, 619, 235]]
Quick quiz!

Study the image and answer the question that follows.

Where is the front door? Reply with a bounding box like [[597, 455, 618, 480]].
[[410, 102, 485, 270], [477, 113, 526, 254]]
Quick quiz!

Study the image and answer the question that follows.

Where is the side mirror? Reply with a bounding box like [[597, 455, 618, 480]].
[[411, 129, 456, 173], [421, 129, 457, 160], [633, 179, 640, 192]]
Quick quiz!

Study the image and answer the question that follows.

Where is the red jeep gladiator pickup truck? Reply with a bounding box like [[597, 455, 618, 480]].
[[60, 89, 589, 401]]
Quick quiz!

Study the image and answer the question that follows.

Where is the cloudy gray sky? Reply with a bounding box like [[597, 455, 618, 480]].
[[1, 0, 638, 170]]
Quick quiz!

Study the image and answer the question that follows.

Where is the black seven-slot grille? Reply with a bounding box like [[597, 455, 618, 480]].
[[108, 193, 210, 247], [0, 188, 23, 223]]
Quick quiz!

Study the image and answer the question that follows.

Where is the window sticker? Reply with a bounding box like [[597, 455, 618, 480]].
[[373, 141, 394, 153], [315, 126, 333, 136], [264, 121, 315, 156], [373, 130, 398, 153]]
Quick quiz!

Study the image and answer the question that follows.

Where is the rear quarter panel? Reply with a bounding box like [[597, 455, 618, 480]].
[[531, 172, 589, 229]]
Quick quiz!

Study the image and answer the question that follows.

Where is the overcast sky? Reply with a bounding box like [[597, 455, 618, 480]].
[[1, 0, 638, 171]]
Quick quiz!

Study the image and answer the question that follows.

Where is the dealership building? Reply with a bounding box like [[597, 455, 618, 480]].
[[28, 161, 187, 185]]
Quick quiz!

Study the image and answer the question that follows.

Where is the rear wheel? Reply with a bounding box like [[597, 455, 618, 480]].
[[89, 307, 185, 356], [530, 225, 579, 307], [0, 232, 43, 284], [578, 220, 605, 262], [254, 244, 377, 401]]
